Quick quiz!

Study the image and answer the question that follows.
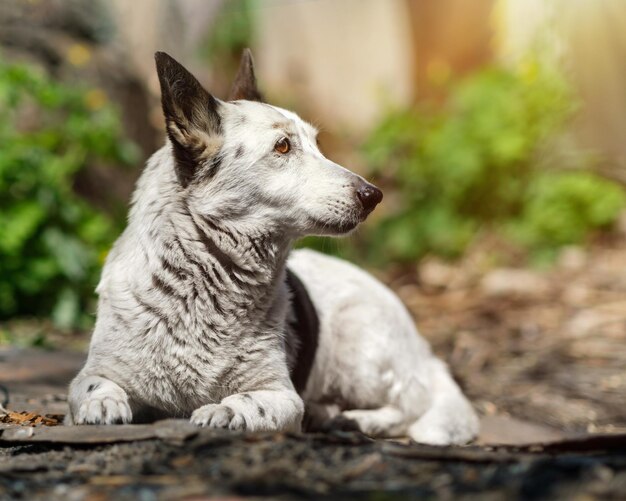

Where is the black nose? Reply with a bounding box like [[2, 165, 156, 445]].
[[356, 183, 383, 212]]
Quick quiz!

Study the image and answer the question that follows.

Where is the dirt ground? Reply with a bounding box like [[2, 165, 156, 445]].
[[396, 234, 626, 434], [1, 425, 625, 500], [1, 235, 626, 499]]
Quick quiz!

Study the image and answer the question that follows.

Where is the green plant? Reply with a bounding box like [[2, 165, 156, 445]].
[[354, 58, 625, 265], [507, 172, 625, 261], [0, 57, 137, 328], [200, 0, 254, 63]]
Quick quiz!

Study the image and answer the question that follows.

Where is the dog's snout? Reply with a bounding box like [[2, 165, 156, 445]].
[[356, 183, 383, 212]]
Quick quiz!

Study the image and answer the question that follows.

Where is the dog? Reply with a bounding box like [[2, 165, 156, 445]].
[[67, 50, 479, 445]]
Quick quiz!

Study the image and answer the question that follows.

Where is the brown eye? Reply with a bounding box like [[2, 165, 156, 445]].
[[274, 137, 290, 154]]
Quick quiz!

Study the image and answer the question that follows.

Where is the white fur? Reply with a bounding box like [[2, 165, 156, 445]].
[[66, 67, 478, 444], [289, 249, 479, 444]]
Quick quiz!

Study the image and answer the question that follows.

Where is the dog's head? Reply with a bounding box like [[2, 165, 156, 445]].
[[155, 50, 382, 238]]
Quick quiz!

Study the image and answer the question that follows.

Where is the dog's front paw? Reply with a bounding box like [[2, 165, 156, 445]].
[[75, 392, 132, 425], [190, 404, 247, 431]]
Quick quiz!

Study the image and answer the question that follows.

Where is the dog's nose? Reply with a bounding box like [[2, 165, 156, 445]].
[[356, 183, 383, 212]]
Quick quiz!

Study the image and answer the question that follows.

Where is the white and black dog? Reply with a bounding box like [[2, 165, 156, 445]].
[[67, 50, 479, 445]]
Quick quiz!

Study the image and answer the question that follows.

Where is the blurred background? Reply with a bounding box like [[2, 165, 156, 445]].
[[1, 0, 626, 435]]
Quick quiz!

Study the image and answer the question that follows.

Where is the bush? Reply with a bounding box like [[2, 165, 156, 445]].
[[0, 58, 137, 328], [507, 172, 625, 261], [354, 59, 625, 265]]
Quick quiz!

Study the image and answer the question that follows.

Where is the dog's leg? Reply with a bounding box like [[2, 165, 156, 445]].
[[190, 389, 304, 432], [331, 406, 408, 437], [407, 359, 479, 445], [68, 374, 132, 425]]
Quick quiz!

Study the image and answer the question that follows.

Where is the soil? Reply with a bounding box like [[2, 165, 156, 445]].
[[2, 424, 626, 500], [398, 235, 626, 434], [2, 235, 626, 499]]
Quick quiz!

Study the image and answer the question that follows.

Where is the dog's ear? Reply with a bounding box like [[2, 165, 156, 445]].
[[228, 48, 264, 102], [155, 51, 222, 186]]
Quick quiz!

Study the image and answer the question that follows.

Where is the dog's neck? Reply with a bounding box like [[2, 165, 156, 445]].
[[183, 200, 290, 281], [130, 148, 293, 323], [153, 199, 292, 321]]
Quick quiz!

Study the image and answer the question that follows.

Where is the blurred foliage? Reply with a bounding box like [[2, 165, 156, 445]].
[[0, 57, 137, 328], [341, 58, 625, 265], [199, 0, 254, 63]]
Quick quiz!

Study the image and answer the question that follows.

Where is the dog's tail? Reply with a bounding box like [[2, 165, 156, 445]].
[[408, 358, 479, 445]]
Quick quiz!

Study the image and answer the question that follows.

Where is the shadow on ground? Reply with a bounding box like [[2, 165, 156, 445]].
[[1, 347, 626, 500]]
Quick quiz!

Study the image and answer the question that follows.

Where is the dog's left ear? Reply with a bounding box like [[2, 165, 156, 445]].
[[155, 51, 223, 186], [228, 48, 264, 102]]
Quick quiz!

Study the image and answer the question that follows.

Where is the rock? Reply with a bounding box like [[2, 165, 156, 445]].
[[557, 246, 587, 271], [561, 284, 591, 306], [476, 415, 565, 446], [419, 258, 458, 289], [565, 301, 626, 337], [480, 268, 550, 299]]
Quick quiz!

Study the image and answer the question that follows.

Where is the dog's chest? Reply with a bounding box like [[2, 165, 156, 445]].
[[131, 305, 284, 403], [111, 256, 318, 409]]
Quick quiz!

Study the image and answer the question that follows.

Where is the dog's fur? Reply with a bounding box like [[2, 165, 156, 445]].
[[67, 51, 479, 445]]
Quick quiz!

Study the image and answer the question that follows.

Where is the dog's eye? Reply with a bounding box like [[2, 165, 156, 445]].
[[274, 137, 290, 154]]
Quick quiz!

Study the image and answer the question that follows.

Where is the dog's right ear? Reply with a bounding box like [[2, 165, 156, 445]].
[[155, 52, 222, 186], [228, 48, 264, 102]]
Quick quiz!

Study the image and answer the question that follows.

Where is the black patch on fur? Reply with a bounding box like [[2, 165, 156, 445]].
[[169, 139, 197, 187], [193, 153, 223, 184], [248, 236, 267, 260], [197, 335, 216, 357], [132, 292, 173, 331], [173, 235, 199, 269], [87, 383, 99, 393], [286, 268, 320, 394], [241, 393, 252, 400], [234, 145, 245, 158], [174, 355, 203, 380], [208, 153, 223, 176], [152, 274, 180, 298], [218, 364, 238, 388], [201, 216, 238, 246], [198, 265, 229, 317], [160, 255, 188, 281], [166, 324, 189, 347], [189, 214, 237, 278], [257, 405, 266, 417], [205, 270, 228, 316], [171, 225, 221, 290], [223, 405, 235, 421], [113, 312, 131, 329], [271, 415, 278, 425], [152, 274, 189, 313]]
